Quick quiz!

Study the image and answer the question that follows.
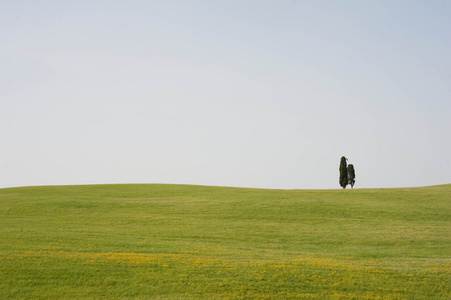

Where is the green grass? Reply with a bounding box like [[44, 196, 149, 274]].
[[0, 184, 450, 299]]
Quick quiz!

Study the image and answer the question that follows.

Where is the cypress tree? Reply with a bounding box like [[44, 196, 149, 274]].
[[339, 156, 348, 189], [347, 164, 355, 189]]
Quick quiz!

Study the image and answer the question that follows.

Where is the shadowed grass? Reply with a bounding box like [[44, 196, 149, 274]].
[[1, 184, 450, 298]]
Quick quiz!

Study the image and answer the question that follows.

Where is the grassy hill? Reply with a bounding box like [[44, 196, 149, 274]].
[[1, 184, 450, 299]]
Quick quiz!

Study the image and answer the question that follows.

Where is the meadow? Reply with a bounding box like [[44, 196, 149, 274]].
[[0, 184, 450, 299]]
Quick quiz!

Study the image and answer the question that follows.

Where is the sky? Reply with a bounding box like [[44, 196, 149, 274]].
[[1, 0, 450, 189]]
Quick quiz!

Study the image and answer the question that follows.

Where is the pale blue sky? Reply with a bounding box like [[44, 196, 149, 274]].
[[1, 0, 450, 189]]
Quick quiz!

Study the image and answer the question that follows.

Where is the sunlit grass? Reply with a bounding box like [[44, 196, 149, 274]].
[[1, 184, 450, 298]]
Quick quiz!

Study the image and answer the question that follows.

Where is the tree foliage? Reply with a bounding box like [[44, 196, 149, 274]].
[[347, 164, 355, 189], [339, 156, 348, 189]]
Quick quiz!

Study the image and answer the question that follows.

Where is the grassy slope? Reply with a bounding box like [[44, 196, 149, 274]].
[[0, 184, 450, 299]]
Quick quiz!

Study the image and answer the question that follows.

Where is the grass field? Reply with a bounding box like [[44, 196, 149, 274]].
[[0, 184, 450, 299]]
